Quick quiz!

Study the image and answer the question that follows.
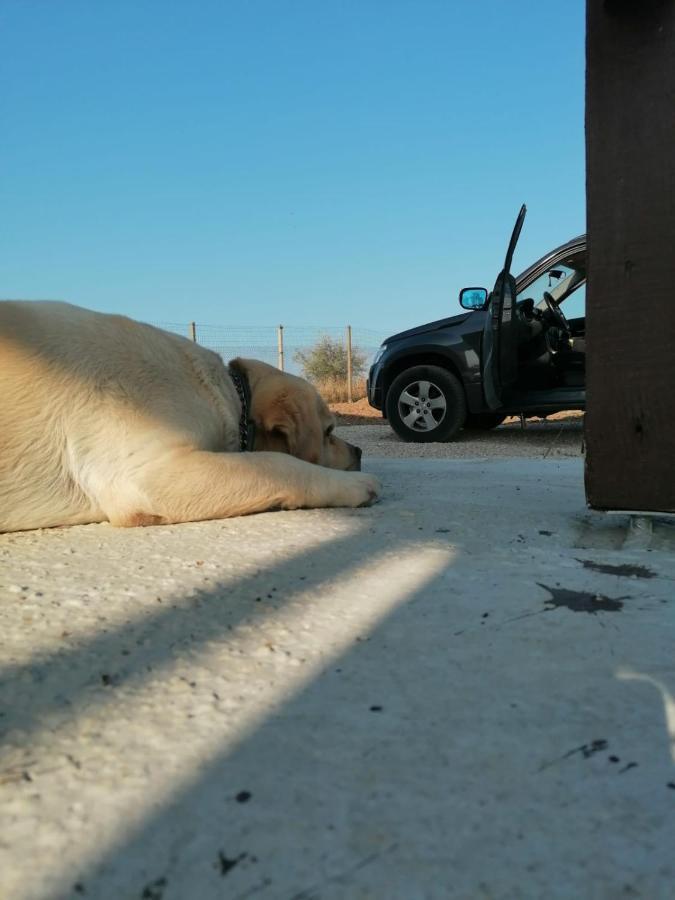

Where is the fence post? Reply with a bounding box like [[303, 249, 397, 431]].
[[189, 322, 197, 343], [277, 325, 284, 371], [346, 325, 353, 403]]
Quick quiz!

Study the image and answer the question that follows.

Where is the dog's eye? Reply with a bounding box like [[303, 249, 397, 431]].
[[325, 425, 334, 438]]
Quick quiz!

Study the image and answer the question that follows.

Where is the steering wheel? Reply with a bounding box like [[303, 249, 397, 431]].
[[542, 291, 570, 333]]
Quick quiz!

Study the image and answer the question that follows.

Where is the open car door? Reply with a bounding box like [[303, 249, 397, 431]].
[[481, 204, 526, 409]]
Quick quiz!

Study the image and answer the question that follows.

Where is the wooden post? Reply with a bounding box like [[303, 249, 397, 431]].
[[277, 325, 284, 371], [189, 322, 197, 343], [585, 1, 675, 512], [346, 325, 353, 404]]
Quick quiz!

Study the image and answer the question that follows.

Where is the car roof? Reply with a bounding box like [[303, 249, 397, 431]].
[[516, 234, 586, 288]]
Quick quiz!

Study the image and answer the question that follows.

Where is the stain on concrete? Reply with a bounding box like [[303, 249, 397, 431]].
[[141, 876, 167, 899], [577, 559, 655, 579], [538, 584, 624, 614], [539, 739, 608, 772], [217, 851, 247, 876], [574, 739, 608, 759]]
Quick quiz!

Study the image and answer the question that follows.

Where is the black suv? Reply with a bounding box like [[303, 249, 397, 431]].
[[367, 206, 586, 441]]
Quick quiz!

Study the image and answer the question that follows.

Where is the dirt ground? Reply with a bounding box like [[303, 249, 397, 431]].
[[330, 397, 389, 425]]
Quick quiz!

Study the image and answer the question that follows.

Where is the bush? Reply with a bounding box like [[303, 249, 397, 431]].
[[294, 335, 367, 383]]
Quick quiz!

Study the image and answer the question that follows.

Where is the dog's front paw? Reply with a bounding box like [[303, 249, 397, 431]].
[[333, 470, 381, 508], [356, 471, 381, 507]]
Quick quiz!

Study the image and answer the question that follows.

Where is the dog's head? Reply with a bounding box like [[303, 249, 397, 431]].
[[234, 358, 362, 471]]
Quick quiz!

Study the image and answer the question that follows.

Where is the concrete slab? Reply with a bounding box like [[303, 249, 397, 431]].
[[1, 458, 674, 900]]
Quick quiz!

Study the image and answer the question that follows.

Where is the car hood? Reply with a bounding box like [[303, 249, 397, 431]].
[[384, 311, 473, 344]]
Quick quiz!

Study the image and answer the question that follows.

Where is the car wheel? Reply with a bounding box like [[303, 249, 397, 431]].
[[464, 412, 507, 430], [386, 365, 467, 442]]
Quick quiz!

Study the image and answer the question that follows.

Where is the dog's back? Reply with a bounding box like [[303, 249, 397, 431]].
[[0, 301, 237, 531]]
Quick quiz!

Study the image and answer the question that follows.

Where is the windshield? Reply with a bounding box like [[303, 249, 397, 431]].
[[517, 249, 586, 319]]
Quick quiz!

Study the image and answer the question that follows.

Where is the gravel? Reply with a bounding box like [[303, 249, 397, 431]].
[[336, 415, 584, 459]]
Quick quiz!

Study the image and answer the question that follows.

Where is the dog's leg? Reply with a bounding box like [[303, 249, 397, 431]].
[[104, 449, 380, 526]]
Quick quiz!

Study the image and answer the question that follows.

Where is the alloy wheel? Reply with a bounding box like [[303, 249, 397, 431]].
[[397, 380, 447, 432]]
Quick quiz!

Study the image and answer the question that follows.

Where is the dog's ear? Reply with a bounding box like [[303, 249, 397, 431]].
[[256, 389, 322, 464], [239, 357, 324, 463]]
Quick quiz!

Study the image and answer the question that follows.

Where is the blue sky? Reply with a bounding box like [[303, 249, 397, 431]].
[[1, 1, 585, 334]]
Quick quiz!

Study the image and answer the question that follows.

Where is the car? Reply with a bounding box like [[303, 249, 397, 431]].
[[367, 205, 586, 442]]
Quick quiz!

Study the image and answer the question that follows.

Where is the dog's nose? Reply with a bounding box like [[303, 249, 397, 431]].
[[348, 443, 362, 471]]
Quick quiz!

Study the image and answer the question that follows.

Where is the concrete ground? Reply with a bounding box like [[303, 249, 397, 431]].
[[2, 452, 675, 900]]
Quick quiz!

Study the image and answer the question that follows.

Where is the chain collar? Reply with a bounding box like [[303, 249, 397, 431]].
[[228, 362, 256, 452]]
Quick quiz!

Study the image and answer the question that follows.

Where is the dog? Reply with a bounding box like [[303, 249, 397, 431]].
[[0, 301, 380, 532]]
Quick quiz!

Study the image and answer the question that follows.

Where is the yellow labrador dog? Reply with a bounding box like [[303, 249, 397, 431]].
[[0, 301, 380, 532]]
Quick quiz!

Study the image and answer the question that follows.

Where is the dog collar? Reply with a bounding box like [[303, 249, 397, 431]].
[[228, 362, 257, 452]]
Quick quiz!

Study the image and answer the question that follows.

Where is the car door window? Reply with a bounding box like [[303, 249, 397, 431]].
[[563, 282, 585, 320], [517, 251, 586, 319]]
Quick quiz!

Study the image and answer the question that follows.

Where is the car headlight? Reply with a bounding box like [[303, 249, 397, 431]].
[[372, 344, 387, 366]]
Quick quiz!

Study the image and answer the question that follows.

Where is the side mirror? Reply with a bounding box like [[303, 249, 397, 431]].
[[459, 287, 488, 310]]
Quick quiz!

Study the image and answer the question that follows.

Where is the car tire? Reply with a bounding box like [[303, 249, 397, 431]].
[[464, 412, 507, 431], [386, 365, 467, 442]]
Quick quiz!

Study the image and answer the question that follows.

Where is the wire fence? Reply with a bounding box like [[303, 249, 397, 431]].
[[148, 321, 389, 401]]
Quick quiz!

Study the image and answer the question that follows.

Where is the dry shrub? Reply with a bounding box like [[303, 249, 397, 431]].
[[294, 335, 367, 382], [314, 376, 367, 404]]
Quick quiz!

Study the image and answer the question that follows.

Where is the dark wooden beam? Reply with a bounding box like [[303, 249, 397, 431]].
[[585, 0, 675, 512]]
